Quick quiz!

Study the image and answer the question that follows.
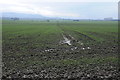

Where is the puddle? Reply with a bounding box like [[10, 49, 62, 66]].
[[87, 47, 91, 49], [82, 48, 85, 50], [58, 34, 92, 51], [62, 34, 72, 45], [74, 47, 77, 49], [80, 43, 84, 45], [78, 41, 84, 45], [81, 47, 91, 50], [44, 49, 55, 52], [71, 47, 78, 50], [69, 34, 75, 40]]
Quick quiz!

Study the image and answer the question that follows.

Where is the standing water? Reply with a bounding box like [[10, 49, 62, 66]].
[[62, 34, 72, 45]]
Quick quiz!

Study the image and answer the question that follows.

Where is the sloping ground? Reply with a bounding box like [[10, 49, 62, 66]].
[[2, 20, 119, 79]]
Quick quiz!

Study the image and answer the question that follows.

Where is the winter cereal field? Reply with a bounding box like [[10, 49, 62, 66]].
[[2, 20, 119, 79]]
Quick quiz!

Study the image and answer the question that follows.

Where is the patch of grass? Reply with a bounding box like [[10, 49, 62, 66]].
[[18, 57, 118, 68]]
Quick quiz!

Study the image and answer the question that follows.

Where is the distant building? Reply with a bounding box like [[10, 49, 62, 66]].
[[104, 17, 113, 21], [11, 17, 19, 21], [73, 20, 79, 21]]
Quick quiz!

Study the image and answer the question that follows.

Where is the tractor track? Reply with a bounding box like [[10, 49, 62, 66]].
[[73, 31, 96, 42]]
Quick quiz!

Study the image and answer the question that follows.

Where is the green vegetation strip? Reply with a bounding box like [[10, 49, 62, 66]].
[[23, 57, 118, 67]]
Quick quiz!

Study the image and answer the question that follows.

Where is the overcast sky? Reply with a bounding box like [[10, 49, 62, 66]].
[[0, 0, 119, 19]]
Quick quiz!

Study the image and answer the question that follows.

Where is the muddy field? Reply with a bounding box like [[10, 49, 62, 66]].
[[2, 20, 119, 79]]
